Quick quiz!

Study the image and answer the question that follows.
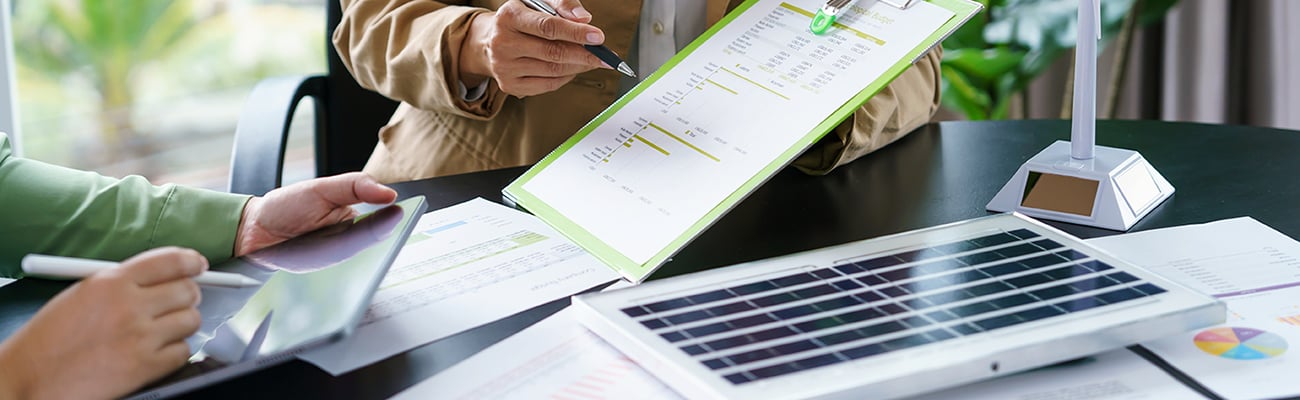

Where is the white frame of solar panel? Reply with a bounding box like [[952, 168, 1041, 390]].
[[573, 213, 1224, 400]]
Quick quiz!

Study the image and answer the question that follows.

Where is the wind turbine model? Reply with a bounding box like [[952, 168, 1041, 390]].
[[986, 0, 1173, 231]]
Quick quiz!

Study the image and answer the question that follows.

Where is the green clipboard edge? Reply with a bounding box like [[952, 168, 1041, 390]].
[[504, 0, 983, 283]]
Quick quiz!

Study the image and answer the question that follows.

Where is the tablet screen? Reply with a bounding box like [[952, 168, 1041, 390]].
[[190, 196, 426, 362]]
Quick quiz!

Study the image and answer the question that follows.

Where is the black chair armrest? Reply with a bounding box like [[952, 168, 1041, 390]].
[[229, 75, 327, 196]]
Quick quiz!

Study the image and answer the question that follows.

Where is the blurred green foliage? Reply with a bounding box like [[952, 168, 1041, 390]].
[[940, 0, 1180, 120], [15, 0, 200, 156], [11, 0, 325, 174]]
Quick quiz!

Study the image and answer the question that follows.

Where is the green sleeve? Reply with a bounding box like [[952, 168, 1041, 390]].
[[0, 135, 252, 278]]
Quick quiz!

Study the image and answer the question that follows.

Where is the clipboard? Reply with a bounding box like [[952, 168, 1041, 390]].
[[504, 0, 983, 283]]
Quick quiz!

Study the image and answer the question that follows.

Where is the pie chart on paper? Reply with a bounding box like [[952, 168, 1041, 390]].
[[1193, 327, 1288, 360]]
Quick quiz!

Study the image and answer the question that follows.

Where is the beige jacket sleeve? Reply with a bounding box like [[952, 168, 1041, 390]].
[[792, 48, 943, 175], [334, 0, 507, 120]]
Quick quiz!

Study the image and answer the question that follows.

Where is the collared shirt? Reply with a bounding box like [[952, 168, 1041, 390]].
[[619, 0, 708, 95], [636, 0, 708, 78]]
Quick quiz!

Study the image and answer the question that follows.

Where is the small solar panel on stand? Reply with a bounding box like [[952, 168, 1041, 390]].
[[986, 0, 1173, 231]]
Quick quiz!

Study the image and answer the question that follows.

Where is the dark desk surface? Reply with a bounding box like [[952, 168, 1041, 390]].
[[9, 120, 1300, 399]]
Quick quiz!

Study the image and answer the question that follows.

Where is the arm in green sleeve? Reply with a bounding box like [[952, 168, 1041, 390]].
[[0, 135, 251, 278]]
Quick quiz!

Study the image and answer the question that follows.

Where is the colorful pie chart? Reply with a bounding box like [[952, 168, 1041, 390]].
[[1193, 327, 1288, 360]]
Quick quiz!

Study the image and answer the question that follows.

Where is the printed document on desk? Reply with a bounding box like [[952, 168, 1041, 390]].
[[504, 0, 981, 282], [1088, 217, 1300, 399], [298, 198, 619, 375], [393, 307, 682, 400]]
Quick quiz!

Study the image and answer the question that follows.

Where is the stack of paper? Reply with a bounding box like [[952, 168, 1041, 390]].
[[299, 198, 619, 375], [1090, 217, 1300, 400]]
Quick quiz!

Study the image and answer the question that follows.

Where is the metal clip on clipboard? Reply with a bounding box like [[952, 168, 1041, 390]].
[[810, 0, 919, 35], [814, 0, 967, 65], [880, 0, 920, 9]]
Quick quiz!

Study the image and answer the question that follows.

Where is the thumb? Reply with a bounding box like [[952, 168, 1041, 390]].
[[120, 247, 208, 286], [547, 0, 592, 22], [310, 172, 398, 206]]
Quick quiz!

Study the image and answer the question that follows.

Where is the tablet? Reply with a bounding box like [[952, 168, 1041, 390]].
[[131, 196, 427, 399]]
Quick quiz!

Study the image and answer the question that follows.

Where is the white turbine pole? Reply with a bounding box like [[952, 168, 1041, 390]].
[[1070, 0, 1101, 160]]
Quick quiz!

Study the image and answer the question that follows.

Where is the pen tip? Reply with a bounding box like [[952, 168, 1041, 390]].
[[618, 63, 637, 79]]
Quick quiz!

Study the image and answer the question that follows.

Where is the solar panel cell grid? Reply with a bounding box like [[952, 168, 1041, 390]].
[[771, 273, 815, 287], [1006, 229, 1040, 239], [615, 229, 1166, 386], [688, 290, 734, 304], [1109, 272, 1140, 283], [1133, 283, 1167, 295], [969, 233, 1018, 247], [1082, 260, 1114, 272], [857, 256, 906, 270], [831, 279, 863, 291], [732, 281, 779, 295], [687, 323, 731, 337], [730, 314, 776, 328], [641, 318, 668, 329], [1006, 273, 1054, 288], [854, 274, 889, 286], [993, 243, 1041, 258], [1034, 239, 1065, 250], [704, 301, 755, 316]]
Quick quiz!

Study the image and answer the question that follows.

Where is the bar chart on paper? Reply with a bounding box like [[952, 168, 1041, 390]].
[[298, 199, 618, 375], [1277, 303, 1300, 327], [577, 62, 782, 204], [366, 221, 571, 322], [523, 0, 955, 266]]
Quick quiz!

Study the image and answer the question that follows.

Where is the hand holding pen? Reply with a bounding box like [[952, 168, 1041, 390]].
[[4, 248, 213, 398], [518, 0, 636, 78], [459, 0, 637, 98], [23, 253, 262, 288]]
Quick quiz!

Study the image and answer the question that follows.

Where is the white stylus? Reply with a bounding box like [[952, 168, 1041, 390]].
[[21, 254, 262, 288]]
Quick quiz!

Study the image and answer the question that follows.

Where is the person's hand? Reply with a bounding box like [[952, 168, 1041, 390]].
[[0, 248, 206, 399], [460, 0, 610, 97], [233, 172, 398, 256]]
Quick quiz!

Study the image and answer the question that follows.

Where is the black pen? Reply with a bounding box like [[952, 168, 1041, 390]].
[[519, 0, 637, 78]]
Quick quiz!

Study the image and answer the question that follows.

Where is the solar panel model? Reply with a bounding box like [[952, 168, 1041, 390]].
[[573, 213, 1224, 399]]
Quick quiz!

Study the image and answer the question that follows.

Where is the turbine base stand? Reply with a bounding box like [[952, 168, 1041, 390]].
[[987, 141, 1173, 231]]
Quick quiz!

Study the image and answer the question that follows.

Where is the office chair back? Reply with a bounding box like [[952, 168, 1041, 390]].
[[320, 1, 399, 176], [229, 1, 398, 196]]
